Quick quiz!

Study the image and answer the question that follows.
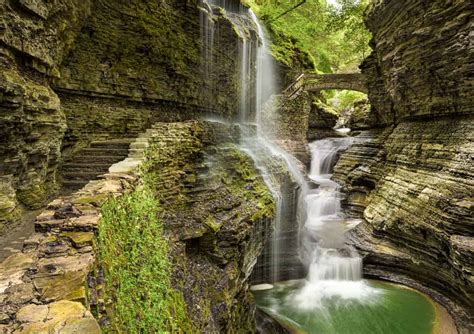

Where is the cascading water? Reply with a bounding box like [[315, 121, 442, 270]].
[[292, 138, 379, 309], [200, 2, 306, 283], [199, 0, 373, 298]]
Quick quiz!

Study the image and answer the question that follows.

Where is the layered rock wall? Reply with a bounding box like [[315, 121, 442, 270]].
[[137, 121, 275, 332], [0, 120, 275, 332], [0, 0, 92, 230], [334, 0, 473, 329], [0, 0, 254, 234], [362, 0, 473, 124]]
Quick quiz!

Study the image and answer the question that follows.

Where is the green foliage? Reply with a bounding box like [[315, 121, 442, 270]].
[[98, 179, 192, 333], [322, 89, 367, 112], [244, 0, 371, 73]]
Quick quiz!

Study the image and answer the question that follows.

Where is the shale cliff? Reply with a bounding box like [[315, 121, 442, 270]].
[[333, 0, 473, 330], [1, 0, 274, 331], [0, 0, 250, 234]]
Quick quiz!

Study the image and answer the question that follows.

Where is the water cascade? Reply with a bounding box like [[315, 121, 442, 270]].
[[293, 138, 379, 309]]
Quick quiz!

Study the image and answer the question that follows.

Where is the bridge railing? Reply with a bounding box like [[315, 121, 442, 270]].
[[282, 73, 306, 99]]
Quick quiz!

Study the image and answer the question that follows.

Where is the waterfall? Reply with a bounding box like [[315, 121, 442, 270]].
[[198, 1, 304, 285], [291, 138, 379, 310]]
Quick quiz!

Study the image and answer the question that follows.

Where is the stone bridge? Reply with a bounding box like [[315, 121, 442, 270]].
[[284, 73, 368, 98]]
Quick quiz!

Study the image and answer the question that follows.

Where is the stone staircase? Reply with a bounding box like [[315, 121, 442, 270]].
[[61, 139, 133, 192]]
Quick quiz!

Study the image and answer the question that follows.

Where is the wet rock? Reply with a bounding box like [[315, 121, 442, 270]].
[[60, 317, 101, 334], [139, 121, 275, 332], [0, 254, 34, 294], [15, 300, 99, 334], [3, 284, 35, 306], [59, 232, 94, 249], [307, 99, 341, 140]]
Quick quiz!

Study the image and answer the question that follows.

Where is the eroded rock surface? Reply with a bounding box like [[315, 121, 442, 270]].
[[332, 0, 474, 330], [142, 121, 275, 332], [0, 0, 256, 235]]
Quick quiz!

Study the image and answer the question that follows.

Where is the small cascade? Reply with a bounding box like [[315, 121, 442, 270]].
[[293, 138, 378, 309]]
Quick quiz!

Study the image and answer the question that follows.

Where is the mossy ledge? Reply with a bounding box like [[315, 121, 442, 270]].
[[0, 120, 275, 333]]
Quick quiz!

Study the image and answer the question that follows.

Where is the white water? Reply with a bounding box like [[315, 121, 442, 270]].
[[202, 4, 308, 283], [293, 138, 379, 309]]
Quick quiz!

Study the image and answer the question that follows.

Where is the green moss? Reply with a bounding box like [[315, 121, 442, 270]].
[[227, 146, 275, 221], [204, 216, 222, 233], [72, 194, 109, 206], [98, 179, 192, 333]]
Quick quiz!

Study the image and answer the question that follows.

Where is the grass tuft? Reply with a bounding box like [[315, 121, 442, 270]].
[[98, 179, 192, 333]]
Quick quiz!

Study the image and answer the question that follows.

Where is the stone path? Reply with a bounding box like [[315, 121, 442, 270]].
[[60, 139, 133, 193], [0, 211, 39, 263], [0, 130, 156, 333]]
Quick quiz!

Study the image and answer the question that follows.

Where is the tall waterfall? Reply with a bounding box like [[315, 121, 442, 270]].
[[199, 1, 369, 291], [199, 1, 307, 282]]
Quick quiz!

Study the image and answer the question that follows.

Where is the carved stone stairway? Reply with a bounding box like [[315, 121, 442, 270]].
[[60, 139, 133, 192]]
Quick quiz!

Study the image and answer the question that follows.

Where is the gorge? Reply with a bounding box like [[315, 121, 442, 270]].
[[0, 0, 472, 333]]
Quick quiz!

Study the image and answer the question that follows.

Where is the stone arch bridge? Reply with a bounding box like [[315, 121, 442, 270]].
[[284, 73, 368, 98]]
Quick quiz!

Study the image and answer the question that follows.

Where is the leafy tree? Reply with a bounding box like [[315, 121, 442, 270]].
[[244, 0, 371, 73]]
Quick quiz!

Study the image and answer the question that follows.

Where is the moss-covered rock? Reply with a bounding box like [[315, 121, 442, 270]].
[[140, 121, 275, 332]]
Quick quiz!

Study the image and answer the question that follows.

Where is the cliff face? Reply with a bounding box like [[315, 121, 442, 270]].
[[55, 0, 249, 152], [0, 120, 274, 332], [137, 121, 275, 332], [0, 0, 251, 234], [361, 0, 473, 124], [334, 0, 473, 329], [0, 0, 92, 228]]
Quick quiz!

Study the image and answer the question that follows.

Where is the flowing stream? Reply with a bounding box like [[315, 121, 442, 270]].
[[293, 138, 377, 309]]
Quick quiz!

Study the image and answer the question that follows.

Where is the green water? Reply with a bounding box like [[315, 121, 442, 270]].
[[253, 280, 436, 334]]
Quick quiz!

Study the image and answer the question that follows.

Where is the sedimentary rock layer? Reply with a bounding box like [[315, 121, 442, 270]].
[[0, 0, 256, 234], [0, 0, 91, 229], [1, 120, 275, 332], [362, 0, 473, 124], [137, 121, 275, 332], [334, 117, 473, 330], [331, 1, 474, 330]]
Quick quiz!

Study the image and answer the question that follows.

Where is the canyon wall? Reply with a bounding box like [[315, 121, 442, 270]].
[[55, 0, 250, 153], [144, 121, 274, 332], [334, 0, 473, 330], [0, 0, 93, 230], [0, 0, 251, 234], [0, 120, 274, 332]]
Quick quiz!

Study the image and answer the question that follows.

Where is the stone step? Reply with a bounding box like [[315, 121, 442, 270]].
[[61, 180, 89, 188], [90, 139, 133, 149], [79, 148, 130, 156], [61, 163, 111, 173], [62, 172, 105, 181], [71, 155, 128, 164]]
